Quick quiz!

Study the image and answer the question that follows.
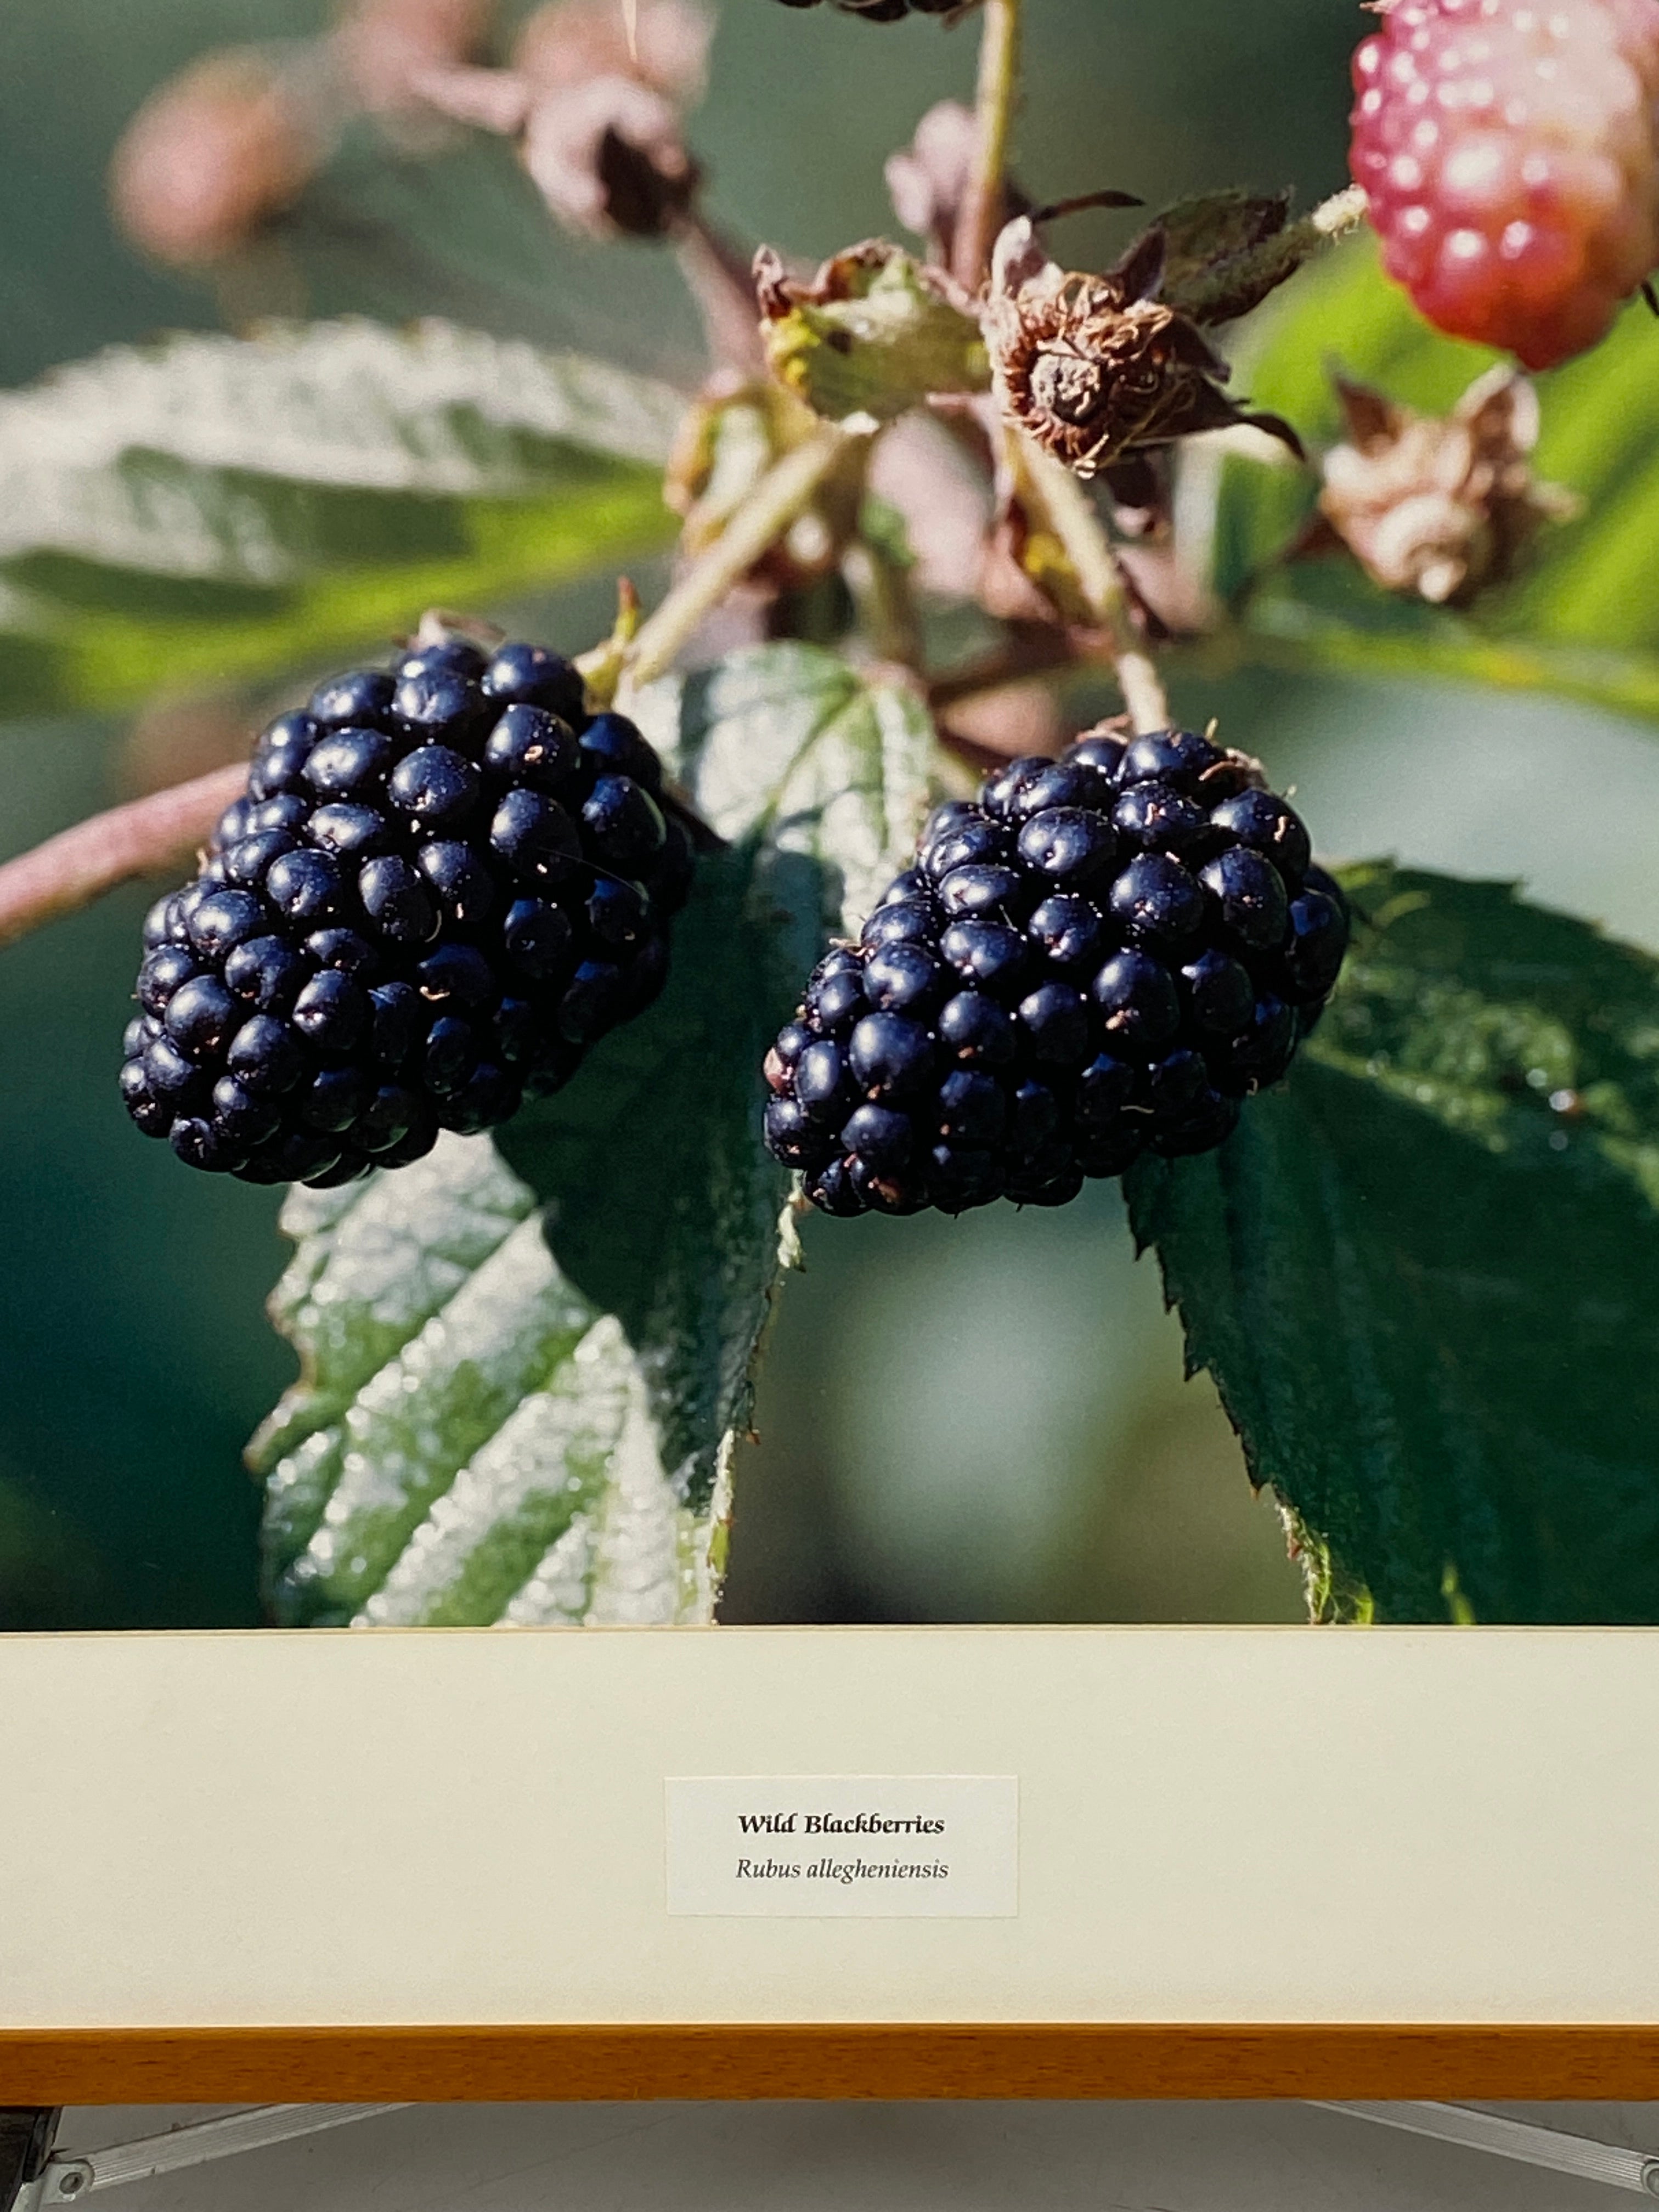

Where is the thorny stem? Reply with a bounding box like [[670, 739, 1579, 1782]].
[[0, 761, 247, 953], [952, 0, 1022, 295], [624, 421, 871, 692], [1019, 435, 1171, 732]]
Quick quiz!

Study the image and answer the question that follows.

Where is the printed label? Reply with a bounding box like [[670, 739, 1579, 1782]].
[[665, 1774, 1018, 1917]]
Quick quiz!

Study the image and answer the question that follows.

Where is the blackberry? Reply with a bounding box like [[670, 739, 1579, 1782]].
[[763, 724, 1349, 1217], [120, 634, 693, 1187]]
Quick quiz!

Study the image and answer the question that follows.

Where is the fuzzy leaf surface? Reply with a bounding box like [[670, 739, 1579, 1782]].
[[1152, 189, 1309, 327], [1206, 237, 1659, 724], [1126, 862, 1659, 1623], [0, 319, 684, 714], [248, 643, 932, 1627]]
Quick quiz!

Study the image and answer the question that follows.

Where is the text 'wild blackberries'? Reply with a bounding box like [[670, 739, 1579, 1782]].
[[762, 725, 1349, 1217], [120, 635, 694, 1189]]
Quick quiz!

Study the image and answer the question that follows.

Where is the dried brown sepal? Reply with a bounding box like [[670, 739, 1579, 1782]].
[[985, 212, 1304, 479], [1316, 364, 1580, 607], [1193, 746, 1267, 803], [1077, 710, 1133, 744]]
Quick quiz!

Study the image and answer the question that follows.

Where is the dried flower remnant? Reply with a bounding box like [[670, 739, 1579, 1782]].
[[985, 210, 1304, 479], [755, 240, 990, 423], [526, 74, 701, 235], [332, 0, 494, 116], [885, 98, 1028, 272], [886, 99, 979, 266], [1317, 365, 1579, 606], [412, 0, 711, 238], [109, 47, 333, 266], [514, 0, 710, 101]]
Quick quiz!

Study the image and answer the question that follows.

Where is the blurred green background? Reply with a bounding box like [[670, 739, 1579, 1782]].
[[2, 0, 1656, 1630]]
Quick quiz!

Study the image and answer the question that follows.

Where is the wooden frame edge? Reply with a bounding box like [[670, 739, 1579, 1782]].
[[3, 2026, 1658, 2102]]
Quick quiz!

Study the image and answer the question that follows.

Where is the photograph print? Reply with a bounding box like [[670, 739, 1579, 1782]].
[[1, 0, 1655, 1635]]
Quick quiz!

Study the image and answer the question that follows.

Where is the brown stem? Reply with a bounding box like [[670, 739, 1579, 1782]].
[[0, 762, 246, 953], [952, 0, 1022, 293], [672, 209, 766, 376], [1018, 434, 1171, 731]]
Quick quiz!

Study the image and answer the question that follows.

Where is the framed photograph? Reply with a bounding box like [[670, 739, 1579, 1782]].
[[3, 0, 1659, 2107]]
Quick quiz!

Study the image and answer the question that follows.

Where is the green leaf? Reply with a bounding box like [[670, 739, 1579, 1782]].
[[1153, 188, 1341, 329], [1207, 235, 1659, 724], [1126, 862, 1659, 1624], [0, 319, 685, 716], [247, 643, 933, 1627]]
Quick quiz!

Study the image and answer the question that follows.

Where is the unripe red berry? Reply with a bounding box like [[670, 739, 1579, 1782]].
[[1351, 0, 1659, 369]]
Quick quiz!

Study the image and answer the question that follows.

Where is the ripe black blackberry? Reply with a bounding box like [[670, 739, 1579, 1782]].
[[771, 0, 961, 19], [120, 634, 695, 1189], [761, 724, 1349, 1216]]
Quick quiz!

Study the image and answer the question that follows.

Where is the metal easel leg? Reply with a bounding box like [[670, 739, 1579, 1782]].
[[1311, 2102, 1659, 2197], [8, 2105, 404, 2212], [0, 2113, 60, 2212]]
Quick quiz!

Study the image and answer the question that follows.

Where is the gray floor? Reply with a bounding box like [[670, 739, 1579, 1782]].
[[50, 2100, 1659, 2212]]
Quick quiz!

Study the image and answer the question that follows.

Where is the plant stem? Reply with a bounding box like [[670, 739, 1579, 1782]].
[[1019, 435, 1170, 731], [952, 0, 1022, 294], [624, 421, 870, 691], [0, 761, 247, 953], [927, 625, 1077, 712], [673, 209, 768, 376], [842, 540, 924, 672]]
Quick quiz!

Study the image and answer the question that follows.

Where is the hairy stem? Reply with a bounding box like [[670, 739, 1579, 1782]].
[[0, 761, 247, 953], [1019, 435, 1170, 731], [624, 421, 870, 691], [952, 0, 1022, 294]]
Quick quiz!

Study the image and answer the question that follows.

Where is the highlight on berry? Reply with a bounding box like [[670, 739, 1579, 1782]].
[[119, 633, 695, 1189], [761, 725, 1348, 1218]]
